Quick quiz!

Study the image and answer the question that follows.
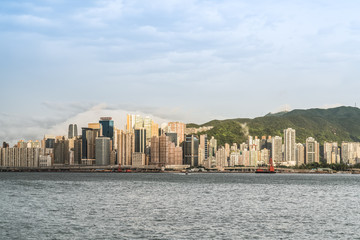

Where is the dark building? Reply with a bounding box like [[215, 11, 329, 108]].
[[2, 142, 9, 148], [45, 138, 55, 148], [134, 128, 146, 153], [99, 117, 114, 140], [82, 128, 100, 160], [266, 138, 272, 156], [165, 132, 178, 146], [74, 137, 82, 165], [54, 138, 69, 165], [260, 139, 267, 150], [183, 135, 199, 166], [68, 124, 74, 139]]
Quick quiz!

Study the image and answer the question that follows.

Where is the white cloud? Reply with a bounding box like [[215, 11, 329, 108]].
[[0, 14, 54, 27], [73, 0, 123, 27], [0, 103, 176, 145]]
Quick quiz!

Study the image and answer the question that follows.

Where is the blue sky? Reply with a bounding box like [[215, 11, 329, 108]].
[[1, 0, 360, 143]]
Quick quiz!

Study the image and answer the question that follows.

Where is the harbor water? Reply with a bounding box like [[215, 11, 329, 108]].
[[1, 172, 359, 239]]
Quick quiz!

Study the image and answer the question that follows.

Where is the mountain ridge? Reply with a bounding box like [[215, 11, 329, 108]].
[[187, 106, 360, 146]]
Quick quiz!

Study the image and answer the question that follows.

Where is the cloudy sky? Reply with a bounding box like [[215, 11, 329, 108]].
[[1, 0, 360, 143]]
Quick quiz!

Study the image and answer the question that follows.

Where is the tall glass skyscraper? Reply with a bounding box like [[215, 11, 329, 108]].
[[134, 128, 146, 153], [68, 124, 78, 139], [99, 117, 114, 140]]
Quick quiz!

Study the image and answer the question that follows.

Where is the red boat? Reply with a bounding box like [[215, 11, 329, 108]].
[[255, 158, 276, 174]]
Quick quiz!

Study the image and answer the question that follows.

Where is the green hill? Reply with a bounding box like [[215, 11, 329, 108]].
[[189, 106, 360, 146]]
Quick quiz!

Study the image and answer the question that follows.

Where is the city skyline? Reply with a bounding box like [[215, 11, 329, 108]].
[[3, 120, 360, 169], [1, 0, 360, 143]]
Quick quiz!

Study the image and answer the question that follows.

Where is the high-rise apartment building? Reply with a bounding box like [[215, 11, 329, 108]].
[[143, 117, 152, 145], [249, 149, 259, 167], [199, 134, 208, 166], [151, 121, 159, 138], [209, 136, 217, 157], [306, 137, 319, 164], [341, 142, 360, 164], [284, 128, 296, 164], [159, 135, 170, 166], [74, 137, 82, 165], [272, 136, 283, 164], [0, 147, 40, 167], [54, 138, 69, 165], [150, 135, 183, 166], [260, 148, 270, 164], [150, 136, 160, 165], [295, 143, 305, 166], [168, 122, 186, 145], [216, 147, 227, 168], [324, 142, 340, 164], [117, 130, 135, 166], [134, 115, 144, 129], [126, 114, 136, 132]]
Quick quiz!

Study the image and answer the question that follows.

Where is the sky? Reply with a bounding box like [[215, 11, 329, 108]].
[[1, 0, 360, 143]]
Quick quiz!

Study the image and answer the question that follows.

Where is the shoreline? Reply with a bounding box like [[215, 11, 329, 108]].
[[0, 166, 359, 174]]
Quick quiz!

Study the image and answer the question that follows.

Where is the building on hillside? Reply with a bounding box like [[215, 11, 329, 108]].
[[272, 136, 283, 165], [284, 128, 296, 165], [306, 137, 320, 164]]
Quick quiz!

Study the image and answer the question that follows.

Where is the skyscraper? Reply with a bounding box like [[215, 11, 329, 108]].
[[159, 135, 169, 166], [134, 115, 144, 129], [151, 121, 159, 138], [68, 124, 74, 139], [74, 137, 82, 165], [68, 124, 78, 139], [183, 135, 199, 166], [209, 136, 217, 157], [99, 117, 114, 141], [150, 136, 160, 165], [82, 127, 100, 164], [54, 138, 69, 165], [199, 134, 208, 166], [95, 137, 111, 166], [134, 128, 146, 153], [126, 114, 136, 132], [284, 128, 296, 164], [143, 116, 152, 145], [272, 136, 283, 164], [117, 130, 135, 166]]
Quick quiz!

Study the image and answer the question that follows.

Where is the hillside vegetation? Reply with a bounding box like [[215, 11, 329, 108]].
[[188, 106, 360, 146]]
